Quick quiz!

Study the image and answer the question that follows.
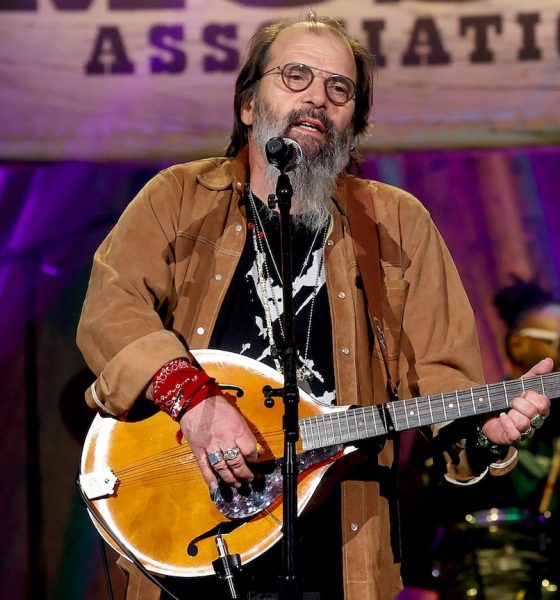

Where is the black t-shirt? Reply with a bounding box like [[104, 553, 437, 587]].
[[210, 192, 336, 404]]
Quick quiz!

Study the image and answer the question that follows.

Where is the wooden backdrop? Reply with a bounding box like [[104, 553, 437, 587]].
[[1, 0, 559, 159]]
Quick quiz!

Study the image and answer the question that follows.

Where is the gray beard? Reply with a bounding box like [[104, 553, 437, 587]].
[[250, 98, 354, 231]]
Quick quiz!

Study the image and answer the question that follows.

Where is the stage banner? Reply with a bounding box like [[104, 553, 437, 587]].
[[0, 0, 558, 160]]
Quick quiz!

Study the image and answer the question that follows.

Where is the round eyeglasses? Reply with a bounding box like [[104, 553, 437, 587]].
[[260, 62, 356, 106]]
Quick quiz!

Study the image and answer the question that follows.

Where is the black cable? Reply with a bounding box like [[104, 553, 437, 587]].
[[76, 475, 183, 600], [99, 537, 115, 600]]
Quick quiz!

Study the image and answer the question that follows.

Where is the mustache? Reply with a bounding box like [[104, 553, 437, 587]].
[[282, 109, 335, 139]]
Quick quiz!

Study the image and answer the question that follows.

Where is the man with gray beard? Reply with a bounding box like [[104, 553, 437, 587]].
[[251, 99, 355, 231], [77, 10, 552, 600]]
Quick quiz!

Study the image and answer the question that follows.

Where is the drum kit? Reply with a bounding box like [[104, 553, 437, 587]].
[[432, 506, 559, 600]]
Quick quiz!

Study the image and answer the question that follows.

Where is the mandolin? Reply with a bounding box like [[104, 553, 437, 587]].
[[80, 349, 559, 578]]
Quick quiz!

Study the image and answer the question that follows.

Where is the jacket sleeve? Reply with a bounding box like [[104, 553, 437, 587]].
[[76, 170, 193, 417], [381, 186, 517, 482]]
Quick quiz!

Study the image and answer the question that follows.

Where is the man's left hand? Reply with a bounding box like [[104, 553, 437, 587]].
[[482, 357, 553, 445]]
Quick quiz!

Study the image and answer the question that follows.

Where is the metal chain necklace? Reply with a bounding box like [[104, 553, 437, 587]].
[[248, 187, 323, 284], [246, 187, 330, 381]]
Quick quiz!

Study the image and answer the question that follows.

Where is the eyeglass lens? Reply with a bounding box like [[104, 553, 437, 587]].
[[281, 63, 355, 105], [518, 328, 560, 350]]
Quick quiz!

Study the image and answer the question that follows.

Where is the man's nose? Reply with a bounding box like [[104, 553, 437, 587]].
[[299, 77, 328, 108]]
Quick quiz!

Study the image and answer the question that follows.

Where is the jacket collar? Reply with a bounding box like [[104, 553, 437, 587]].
[[195, 146, 366, 218], [196, 147, 249, 195]]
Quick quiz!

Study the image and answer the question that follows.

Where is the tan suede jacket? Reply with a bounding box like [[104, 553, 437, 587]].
[[77, 149, 517, 600]]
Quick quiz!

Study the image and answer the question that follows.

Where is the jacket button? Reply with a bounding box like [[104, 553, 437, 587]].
[[341, 347, 350, 355], [327, 239, 334, 246], [196, 327, 205, 335], [350, 523, 358, 532], [235, 224, 242, 232], [337, 291, 346, 299], [215, 273, 223, 281]]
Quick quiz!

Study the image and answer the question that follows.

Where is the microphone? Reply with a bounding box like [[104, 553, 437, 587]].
[[265, 137, 303, 173]]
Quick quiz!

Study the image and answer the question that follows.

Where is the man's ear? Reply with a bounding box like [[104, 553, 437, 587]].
[[241, 96, 254, 126]]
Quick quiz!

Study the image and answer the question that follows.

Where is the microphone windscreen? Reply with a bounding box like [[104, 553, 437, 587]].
[[265, 137, 303, 173]]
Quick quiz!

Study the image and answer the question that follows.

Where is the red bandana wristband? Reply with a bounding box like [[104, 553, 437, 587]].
[[151, 358, 222, 421]]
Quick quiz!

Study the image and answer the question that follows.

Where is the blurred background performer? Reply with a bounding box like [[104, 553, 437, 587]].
[[429, 275, 560, 600], [494, 276, 560, 514]]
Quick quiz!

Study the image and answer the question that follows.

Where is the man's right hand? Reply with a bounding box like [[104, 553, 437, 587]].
[[180, 395, 260, 490]]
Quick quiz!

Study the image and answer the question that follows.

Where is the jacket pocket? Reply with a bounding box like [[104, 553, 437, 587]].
[[373, 275, 408, 386]]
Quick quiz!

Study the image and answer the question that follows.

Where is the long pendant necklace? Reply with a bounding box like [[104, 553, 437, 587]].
[[246, 187, 330, 381]]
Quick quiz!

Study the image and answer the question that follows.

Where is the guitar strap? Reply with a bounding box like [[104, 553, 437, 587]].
[[344, 181, 402, 563], [345, 184, 398, 401]]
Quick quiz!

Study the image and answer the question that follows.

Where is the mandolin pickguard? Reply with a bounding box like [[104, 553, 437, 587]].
[[214, 446, 341, 519]]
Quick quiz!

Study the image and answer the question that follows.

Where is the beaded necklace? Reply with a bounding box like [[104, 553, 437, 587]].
[[246, 186, 330, 382]]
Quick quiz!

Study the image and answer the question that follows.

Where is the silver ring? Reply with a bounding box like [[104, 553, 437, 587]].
[[207, 450, 224, 466], [520, 427, 533, 440], [223, 447, 240, 461], [530, 414, 545, 429]]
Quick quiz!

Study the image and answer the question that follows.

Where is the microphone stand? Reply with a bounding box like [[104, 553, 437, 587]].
[[268, 170, 301, 600]]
